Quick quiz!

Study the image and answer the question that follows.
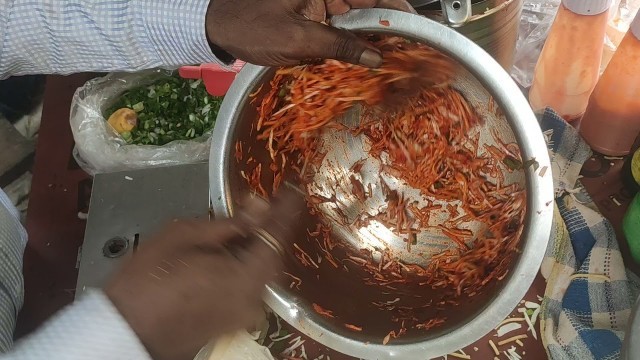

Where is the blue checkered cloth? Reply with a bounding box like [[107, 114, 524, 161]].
[[539, 108, 640, 360], [0, 0, 220, 79]]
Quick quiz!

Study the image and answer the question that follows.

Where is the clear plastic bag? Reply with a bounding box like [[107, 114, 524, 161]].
[[603, 0, 640, 69], [512, 0, 639, 88], [511, 0, 561, 88], [70, 69, 213, 175]]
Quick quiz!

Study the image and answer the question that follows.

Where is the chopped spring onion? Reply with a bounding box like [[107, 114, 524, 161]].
[[106, 76, 223, 146], [497, 322, 522, 337]]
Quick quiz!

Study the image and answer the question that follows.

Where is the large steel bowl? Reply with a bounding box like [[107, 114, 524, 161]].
[[209, 9, 553, 359]]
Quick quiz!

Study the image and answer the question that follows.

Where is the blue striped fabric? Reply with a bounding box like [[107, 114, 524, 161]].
[[539, 108, 640, 360], [0, 0, 219, 79]]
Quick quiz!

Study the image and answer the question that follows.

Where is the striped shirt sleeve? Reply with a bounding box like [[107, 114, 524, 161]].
[[0, 0, 220, 79], [0, 189, 27, 353]]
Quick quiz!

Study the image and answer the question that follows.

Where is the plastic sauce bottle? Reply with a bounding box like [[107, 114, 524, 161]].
[[624, 193, 640, 264], [579, 13, 640, 156], [529, 0, 611, 121]]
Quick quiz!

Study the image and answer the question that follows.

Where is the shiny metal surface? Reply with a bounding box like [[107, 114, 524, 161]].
[[209, 10, 553, 360], [416, 0, 523, 68], [441, 0, 472, 27], [76, 163, 210, 295]]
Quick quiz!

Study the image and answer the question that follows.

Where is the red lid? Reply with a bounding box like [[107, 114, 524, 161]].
[[178, 61, 245, 97]]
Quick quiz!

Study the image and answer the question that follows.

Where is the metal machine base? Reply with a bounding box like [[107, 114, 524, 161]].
[[76, 163, 210, 295]]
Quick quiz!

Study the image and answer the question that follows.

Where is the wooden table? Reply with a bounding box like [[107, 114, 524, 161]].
[[581, 155, 637, 273], [16, 74, 94, 337], [15, 74, 634, 360]]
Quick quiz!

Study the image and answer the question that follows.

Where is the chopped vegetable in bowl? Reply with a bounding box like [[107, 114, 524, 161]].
[[105, 76, 223, 146]]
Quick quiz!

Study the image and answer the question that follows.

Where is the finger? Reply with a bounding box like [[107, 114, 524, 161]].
[[186, 195, 270, 252], [325, 0, 351, 15], [237, 301, 266, 332], [242, 238, 281, 285], [255, 189, 305, 251], [174, 219, 247, 251], [300, 0, 328, 22], [235, 195, 271, 229], [268, 189, 306, 232], [138, 220, 238, 255], [198, 194, 300, 259], [301, 22, 383, 68]]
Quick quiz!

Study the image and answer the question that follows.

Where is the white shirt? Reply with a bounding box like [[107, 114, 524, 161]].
[[0, 0, 223, 79], [5, 291, 152, 359], [0, 0, 227, 357]]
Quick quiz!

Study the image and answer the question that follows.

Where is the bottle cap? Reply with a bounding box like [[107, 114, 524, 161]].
[[562, 0, 612, 15], [632, 11, 640, 40]]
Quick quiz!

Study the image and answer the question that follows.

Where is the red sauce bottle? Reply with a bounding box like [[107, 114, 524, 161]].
[[579, 12, 640, 156], [529, 0, 612, 122]]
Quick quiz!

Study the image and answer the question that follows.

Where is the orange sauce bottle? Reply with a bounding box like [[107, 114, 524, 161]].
[[579, 13, 640, 156], [529, 0, 612, 121]]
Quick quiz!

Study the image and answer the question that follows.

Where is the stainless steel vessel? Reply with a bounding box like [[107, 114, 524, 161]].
[[412, 0, 523, 68], [209, 10, 553, 360]]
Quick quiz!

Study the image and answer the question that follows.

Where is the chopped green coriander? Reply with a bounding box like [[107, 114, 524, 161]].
[[502, 156, 523, 171], [106, 76, 223, 146]]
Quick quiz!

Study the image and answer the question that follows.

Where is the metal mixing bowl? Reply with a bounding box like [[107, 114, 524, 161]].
[[209, 9, 553, 359]]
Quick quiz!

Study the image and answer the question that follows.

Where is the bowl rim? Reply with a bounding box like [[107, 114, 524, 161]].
[[209, 9, 554, 359]]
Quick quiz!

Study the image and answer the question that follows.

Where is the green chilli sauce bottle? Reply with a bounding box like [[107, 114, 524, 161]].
[[624, 193, 640, 263]]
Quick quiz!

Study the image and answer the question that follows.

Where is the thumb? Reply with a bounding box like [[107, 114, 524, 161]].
[[303, 22, 383, 68]]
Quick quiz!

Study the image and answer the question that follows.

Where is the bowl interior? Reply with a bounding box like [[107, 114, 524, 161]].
[[224, 54, 528, 345]]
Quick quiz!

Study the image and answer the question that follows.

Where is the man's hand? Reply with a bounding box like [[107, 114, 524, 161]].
[[105, 196, 300, 360], [206, 0, 416, 68]]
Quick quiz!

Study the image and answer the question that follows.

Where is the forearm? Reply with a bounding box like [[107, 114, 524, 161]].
[[0, 0, 220, 79], [2, 290, 152, 360]]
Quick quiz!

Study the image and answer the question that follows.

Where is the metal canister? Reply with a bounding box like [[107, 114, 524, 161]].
[[411, 0, 523, 69]]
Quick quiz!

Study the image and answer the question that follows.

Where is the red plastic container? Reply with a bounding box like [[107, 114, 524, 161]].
[[178, 61, 245, 97], [528, 0, 611, 122], [579, 13, 640, 156]]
